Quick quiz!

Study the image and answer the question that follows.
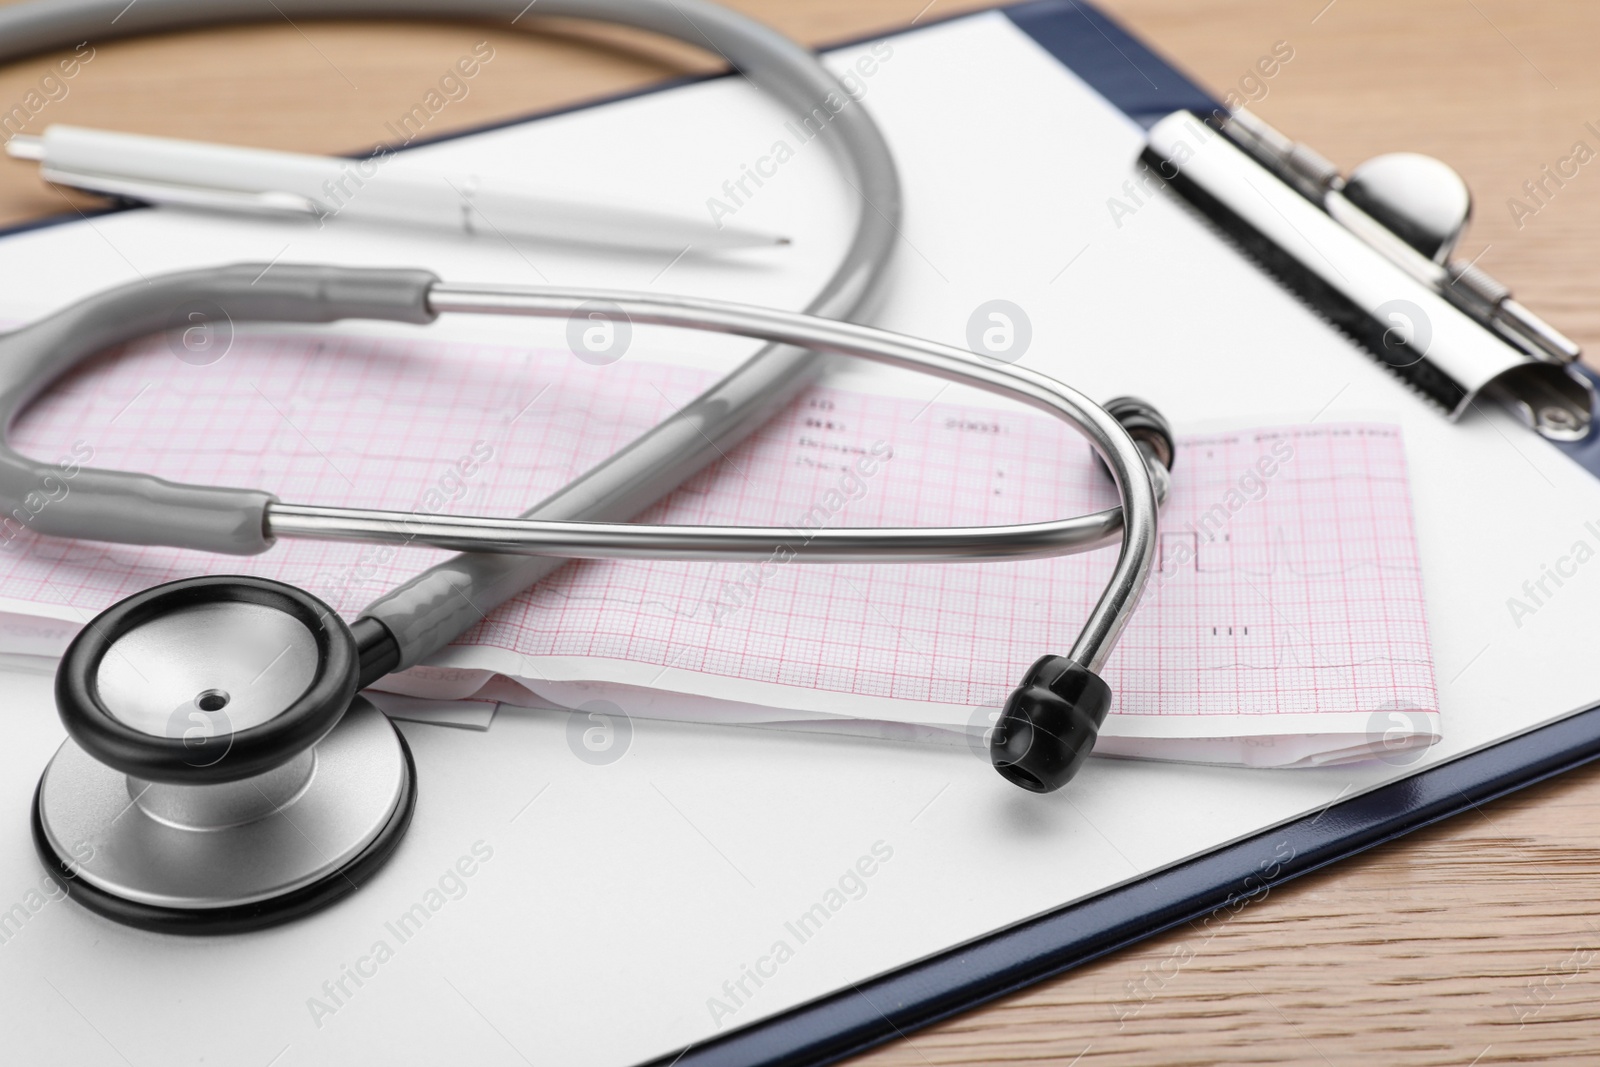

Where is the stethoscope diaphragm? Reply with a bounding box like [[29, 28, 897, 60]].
[[32, 576, 415, 933]]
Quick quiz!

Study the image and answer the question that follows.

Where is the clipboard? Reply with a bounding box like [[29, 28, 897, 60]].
[[637, 2, 1600, 1063], [0, 5, 1597, 1066]]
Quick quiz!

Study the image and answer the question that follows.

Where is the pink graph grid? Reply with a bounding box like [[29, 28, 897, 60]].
[[4, 329, 1437, 716]]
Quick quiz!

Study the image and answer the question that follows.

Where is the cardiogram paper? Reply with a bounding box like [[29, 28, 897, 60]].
[[0, 327, 1436, 765]]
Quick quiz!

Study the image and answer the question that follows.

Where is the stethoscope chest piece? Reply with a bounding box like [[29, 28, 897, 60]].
[[32, 576, 415, 934]]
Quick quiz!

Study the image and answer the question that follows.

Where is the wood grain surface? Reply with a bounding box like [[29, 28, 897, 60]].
[[2, 1, 1598, 1063]]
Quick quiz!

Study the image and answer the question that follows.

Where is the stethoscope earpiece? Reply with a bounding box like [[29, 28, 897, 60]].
[[987, 398, 1174, 794], [33, 576, 414, 933], [1100, 396, 1175, 473], [990, 657, 1112, 793]]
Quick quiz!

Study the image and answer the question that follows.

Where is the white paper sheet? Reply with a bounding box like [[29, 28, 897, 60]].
[[0, 312, 1440, 762]]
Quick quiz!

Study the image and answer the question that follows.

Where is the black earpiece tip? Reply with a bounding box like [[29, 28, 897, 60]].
[[1100, 395, 1175, 473], [990, 656, 1113, 792]]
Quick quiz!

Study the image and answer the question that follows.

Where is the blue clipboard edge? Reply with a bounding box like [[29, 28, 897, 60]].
[[652, 706, 1600, 1067]]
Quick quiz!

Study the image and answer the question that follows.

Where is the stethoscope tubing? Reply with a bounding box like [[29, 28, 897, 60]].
[[13, 0, 1169, 933]]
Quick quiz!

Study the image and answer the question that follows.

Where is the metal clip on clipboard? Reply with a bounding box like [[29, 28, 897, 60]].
[[1144, 108, 1592, 442]]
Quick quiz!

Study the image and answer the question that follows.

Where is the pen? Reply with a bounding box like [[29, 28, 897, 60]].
[[5, 124, 791, 252]]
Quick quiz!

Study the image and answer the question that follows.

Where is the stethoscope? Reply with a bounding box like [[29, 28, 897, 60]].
[[6, 0, 1173, 934]]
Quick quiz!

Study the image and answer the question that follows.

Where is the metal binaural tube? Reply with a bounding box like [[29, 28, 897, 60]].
[[304, 285, 1164, 675], [266, 504, 1133, 564]]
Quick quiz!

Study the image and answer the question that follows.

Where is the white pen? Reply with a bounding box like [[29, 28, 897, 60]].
[[5, 124, 790, 252]]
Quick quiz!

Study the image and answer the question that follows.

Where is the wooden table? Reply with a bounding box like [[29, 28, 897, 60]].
[[3, 1, 1599, 1062]]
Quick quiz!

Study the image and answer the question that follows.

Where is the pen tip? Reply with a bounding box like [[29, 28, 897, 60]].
[[775, 236, 792, 246], [4, 134, 44, 161]]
